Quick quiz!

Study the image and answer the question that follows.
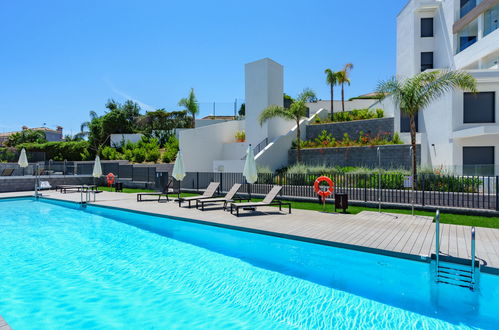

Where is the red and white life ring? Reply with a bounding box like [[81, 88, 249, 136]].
[[314, 176, 334, 201], [106, 173, 116, 186]]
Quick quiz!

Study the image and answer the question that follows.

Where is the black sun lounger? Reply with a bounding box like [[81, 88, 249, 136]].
[[177, 182, 220, 207], [229, 185, 291, 217], [195, 183, 250, 211], [137, 179, 173, 202]]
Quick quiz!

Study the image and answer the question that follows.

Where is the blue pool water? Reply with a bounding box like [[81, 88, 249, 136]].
[[0, 198, 498, 328]]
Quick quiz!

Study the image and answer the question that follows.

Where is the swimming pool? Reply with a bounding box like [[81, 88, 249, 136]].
[[0, 198, 498, 328]]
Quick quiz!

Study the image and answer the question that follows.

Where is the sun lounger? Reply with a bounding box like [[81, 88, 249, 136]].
[[229, 185, 291, 216], [38, 181, 52, 190], [0, 168, 14, 176], [137, 178, 173, 202], [177, 182, 220, 207], [56, 185, 97, 194], [195, 183, 249, 211]]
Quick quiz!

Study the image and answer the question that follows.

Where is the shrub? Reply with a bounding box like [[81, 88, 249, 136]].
[[17, 141, 91, 161], [101, 146, 123, 160], [0, 148, 18, 162], [162, 136, 179, 163], [145, 149, 160, 162], [132, 148, 146, 163], [315, 108, 385, 124], [235, 131, 246, 142]]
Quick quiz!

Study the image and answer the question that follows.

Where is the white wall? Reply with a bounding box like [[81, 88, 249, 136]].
[[244, 58, 285, 146], [256, 108, 329, 171], [306, 99, 379, 116], [196, 119, 235, 128], [110, 133, 143, 147], [212, 160, 246, 173], [179, 120, 243, 172]]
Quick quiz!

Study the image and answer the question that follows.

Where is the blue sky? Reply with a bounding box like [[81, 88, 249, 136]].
[[0, 0, 407, 135]]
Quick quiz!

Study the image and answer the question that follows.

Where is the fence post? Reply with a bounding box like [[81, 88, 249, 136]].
[[496, 176, 499, 211], [196, 172, 199, 193], [219, 172, 223, 194], [421, 174, 425, 207], [364, 174, 368, 202]]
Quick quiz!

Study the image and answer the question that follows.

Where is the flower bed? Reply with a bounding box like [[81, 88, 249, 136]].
[[294, 130, 402, 149], [312, 108, 384, 124]]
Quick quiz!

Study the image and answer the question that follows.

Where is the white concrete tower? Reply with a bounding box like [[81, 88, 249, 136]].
[[244, 58, 285, 148]]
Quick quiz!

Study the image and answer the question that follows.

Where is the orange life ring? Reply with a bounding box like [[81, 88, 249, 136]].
[[314, 176, 334, 199], [106, 173, 116, 186]]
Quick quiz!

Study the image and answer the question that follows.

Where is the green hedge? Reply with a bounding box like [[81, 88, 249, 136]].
[[16, 141, 92, 161]]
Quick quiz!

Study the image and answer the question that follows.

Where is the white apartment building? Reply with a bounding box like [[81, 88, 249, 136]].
[[396, 0, 499, 175]]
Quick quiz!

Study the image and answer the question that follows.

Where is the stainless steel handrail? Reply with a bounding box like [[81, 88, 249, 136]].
[[435, 210, 440, 271], [471, 226, 476, 284]]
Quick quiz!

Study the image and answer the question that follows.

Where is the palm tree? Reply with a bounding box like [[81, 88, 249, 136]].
[[259, 88, 316, 163], [337, 63, 354, 112], [377, 70, 477, 185], [324, 69, 340, 119], [178, 88, 199, 128]]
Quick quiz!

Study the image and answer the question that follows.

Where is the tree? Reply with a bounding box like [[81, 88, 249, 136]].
[[337, 63, 354, 112], [238, 103, 245, 117], [5, 129, 47, 146], [377, 70, 477, 184], [178, 88, 199, 128], [137, 109, 191, 146], [259, 88, 316, 163], [324, 68, 340, 118], [79, 100, 144, 151]]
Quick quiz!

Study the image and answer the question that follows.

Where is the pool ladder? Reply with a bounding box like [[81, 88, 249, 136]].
[[434, 210, 479, 290], [80, 189, 95, 206]]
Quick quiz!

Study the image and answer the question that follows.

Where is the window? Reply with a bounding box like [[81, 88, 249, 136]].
[[484, 3, 499, 37], [463, 92, 495, 123], [457, 19, 478, 53], [421, 52, 433, 72], [460, 0, 476, 18], [400, 111, 418, 133], [421, 18, 434, 37], [463, 146, 495, 176]]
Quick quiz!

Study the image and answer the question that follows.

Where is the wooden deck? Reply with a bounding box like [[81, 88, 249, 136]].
[[1, 190, 499, 273]]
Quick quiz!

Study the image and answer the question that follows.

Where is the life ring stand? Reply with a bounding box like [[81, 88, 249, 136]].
[[106, 173, 116, 187], [314, 176, 334, 204]]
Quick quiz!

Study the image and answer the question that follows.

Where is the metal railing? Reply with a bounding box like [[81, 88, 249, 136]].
[[178, 172, 499, 211], [471, 226, 476, 284], [241, 138, 270, 160], [436, 210, 440, 270]]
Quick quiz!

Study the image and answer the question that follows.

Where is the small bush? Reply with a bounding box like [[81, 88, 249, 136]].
[[235, 131, 246, 142], [101, 146, 123, 160], [145, 149, 160, 162], [162, 136, 179, 163], [132, 148, 146, 163], [315, 108, 385, 124]]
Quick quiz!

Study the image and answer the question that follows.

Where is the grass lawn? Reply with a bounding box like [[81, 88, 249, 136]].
[[278, 199, 499, 229], [98, 186, 499, 229]]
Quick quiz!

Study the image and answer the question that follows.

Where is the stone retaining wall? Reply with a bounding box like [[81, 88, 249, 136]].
[[289, 144, 420, 169], [306, 117, 394, 140]]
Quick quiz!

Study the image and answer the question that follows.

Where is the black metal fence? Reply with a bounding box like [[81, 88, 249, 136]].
[[0, 161, 158, 183], [179, 172, 499, 211]]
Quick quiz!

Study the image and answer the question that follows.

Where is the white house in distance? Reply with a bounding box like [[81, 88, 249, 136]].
[[393, 0, 499, 175]]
